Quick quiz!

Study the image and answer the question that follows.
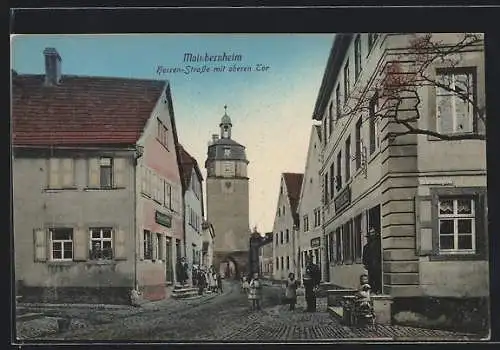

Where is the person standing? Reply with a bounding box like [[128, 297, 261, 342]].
[[362, 228, 382, 294], [216, 272, 223, 294], [248, 273, 262, 311], [303, 254, 321, 312], [285, 273, 300, 311], [197, 269, 207, 295]]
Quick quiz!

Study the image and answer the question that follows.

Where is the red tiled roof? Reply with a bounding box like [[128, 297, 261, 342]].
[[177, 144, 203, 193], [283, 172, 304, 225], [12, 74, 166, 146]]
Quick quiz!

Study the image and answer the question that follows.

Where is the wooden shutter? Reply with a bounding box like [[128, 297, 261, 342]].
[[61, 158, 74, 188], [88, 158, 100, 188], [139, 231, 145, 260], [33, 228, 47, 262], [113, 158, 126, 188], [73, 227, 88, 261], [114, 228, 127, 260], [49, 158, 60, 188]]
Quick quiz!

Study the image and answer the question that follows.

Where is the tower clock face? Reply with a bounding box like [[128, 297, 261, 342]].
[[223, 161, 235, 177]]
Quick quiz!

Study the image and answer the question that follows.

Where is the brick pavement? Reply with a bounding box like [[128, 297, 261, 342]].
[[15, 281, 482, 342]]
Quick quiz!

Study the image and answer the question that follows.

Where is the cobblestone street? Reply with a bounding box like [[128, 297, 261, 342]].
[[16, 281, 480, 342]]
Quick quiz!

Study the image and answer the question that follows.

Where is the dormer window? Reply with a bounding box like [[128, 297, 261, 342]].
[[224, 147, 231, 157]]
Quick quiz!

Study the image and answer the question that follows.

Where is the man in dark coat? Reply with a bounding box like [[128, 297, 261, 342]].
[[303, 254, 321, 312], [176, 257, 188, 286], [362, 228, 382, 294]]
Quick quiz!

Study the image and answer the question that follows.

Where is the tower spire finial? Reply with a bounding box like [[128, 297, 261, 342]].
[[224, 105, 227, 114]]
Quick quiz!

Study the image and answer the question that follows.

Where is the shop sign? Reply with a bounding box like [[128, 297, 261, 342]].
[[334, 185, 351, 213], [155, 210, 172, 228], [311, 237, 321, 248]]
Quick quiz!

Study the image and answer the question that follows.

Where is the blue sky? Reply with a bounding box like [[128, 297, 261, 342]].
[[11, 34, 334, 233]]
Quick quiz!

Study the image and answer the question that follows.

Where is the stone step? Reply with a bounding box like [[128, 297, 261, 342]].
[[171, 288, 199, 299]]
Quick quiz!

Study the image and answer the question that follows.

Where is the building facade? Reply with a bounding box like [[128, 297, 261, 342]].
[[205, 108, 251, 278], [201, 221, 215, 269], [178, 145, 204, 276], [312, 33, 487, 330], [272, 173, 303, 281], [297, 126, 324, 281], [259, 232, 274, 279], [13, 48, 184, 304]]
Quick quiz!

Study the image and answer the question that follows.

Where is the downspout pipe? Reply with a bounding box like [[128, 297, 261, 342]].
[[133, 151, 138, 291]]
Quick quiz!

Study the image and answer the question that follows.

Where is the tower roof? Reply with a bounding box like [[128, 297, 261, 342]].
[[220, 105, 232, 125]]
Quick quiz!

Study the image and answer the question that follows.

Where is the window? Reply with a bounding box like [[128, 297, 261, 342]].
[[286, 256, 290, 270], [438, 198, 476, 253], [436, 68, 476, 134], [335, 228, 342, 263], [354, 35, 362, 80], [354, 215, 363, 262], [368, 33, 379, 53], [303, 215, 309, 232], [281, 256, 284, 270], [48, 158, 75, 189], [50, 228, 73, 261], [342, 221, 354, 264], [345, 136, 351, 181], [369, 92, 379, 155], [328, 232, 335, 262], [144, 230, 153, 260], [275, 233, 279, 246], [223, 146, 231, 157], [280, 231, 284, 244], [164, 182, 172, 209], [276, 257, 279, 269], [324, 173, 329, 204], [283, 206, 286, 215], [344, 59, 350, 101], [328, 101, 334, 135], [286, 229, 289, 243], [336, 152, 342, 190], [329, 164, 335, 199], [314, 208, 321, 227], [157, 119, 168, 148], [90, 228, 113, 260], [278, 207, 281, 217], [99, 157, 113, 188], [355, 118, 362, 170], [157, 234, 163, 261], [335, 85, 341, 120]]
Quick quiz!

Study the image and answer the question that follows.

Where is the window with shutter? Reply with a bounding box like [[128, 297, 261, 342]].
[[49, 228, 74, 261], [33, 228, 47, 262]]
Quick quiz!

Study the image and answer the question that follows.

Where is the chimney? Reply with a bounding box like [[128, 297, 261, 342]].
[[43, 47, 62, 86], [211, 134, 219, 143]]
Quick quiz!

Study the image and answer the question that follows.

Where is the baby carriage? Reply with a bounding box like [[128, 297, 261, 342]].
[[353, 283, 375, 326]]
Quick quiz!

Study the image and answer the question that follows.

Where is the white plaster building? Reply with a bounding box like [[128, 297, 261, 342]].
[[272, 173, 303, 281], [178, 145, 204, 276], [297, 125, 324, 281], [312, 33, 487, 331]]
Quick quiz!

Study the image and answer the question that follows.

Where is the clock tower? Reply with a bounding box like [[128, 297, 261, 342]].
[[205, 106, 251, 278]]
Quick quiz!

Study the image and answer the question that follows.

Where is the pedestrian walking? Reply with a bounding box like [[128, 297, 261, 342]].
[[216, 272, 223, 294], [197, 269, 207, 295], [303, 254, 321, 312], [208, 269, 217, 293], [362, 227, 382, 294], [285, 272, 300, 311], [248, 273, 262, 311]]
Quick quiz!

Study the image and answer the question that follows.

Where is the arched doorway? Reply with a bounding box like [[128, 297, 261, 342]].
[[219, 256, 239, 280]]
